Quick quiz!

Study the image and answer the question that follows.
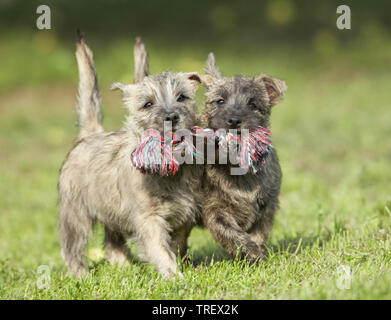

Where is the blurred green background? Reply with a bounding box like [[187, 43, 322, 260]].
[[1, 0, 391, 92], [0, 0, 391, 299]]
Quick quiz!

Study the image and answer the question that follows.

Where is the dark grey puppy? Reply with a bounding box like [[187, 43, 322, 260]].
[[199, 53, 286, 262], [58, 35, 202, 278]]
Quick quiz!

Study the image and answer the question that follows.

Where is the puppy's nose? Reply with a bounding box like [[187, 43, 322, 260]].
[[165, 112, 180, 124], [226, 117, 242, 127]]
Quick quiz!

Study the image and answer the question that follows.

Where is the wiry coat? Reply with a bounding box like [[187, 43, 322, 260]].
[[58, 36, 202, 278], [200, 53, 286, 262]]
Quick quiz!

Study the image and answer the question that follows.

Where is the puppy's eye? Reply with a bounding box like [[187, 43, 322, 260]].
[[216, 99, 225, 105], [248, 99, 257, 109], [177, 94, 188, 102], [143, 101, 153, 108]]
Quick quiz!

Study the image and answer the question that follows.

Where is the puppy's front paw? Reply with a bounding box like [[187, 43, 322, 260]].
[[240, 241, 266, 264], [160, 267, 183, 280]]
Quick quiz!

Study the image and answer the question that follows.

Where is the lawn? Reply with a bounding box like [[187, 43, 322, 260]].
[[0, 33, 390, 299]]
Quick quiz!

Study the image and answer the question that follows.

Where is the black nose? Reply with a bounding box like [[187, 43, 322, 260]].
[[165, 112, 180, 124], [226, 117, 242, 127]]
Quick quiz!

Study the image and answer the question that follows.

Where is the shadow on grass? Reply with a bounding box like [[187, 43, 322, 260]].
[[87, 229, 335, 273], [187, 243, 230, 267], [268, 230, 334, 256], [187, 229, 336, 268]]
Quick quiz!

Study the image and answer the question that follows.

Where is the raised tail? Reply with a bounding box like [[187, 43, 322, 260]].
[[75, 30, 103, 139]]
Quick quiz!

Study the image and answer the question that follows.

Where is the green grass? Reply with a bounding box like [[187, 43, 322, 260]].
[[0, 35, 391, 299]]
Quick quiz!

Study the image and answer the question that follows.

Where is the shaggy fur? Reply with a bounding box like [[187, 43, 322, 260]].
[[199, 53, 286, 262], [58, 35, 202, 278]]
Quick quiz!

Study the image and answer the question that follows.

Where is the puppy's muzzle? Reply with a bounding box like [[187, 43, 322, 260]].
[[165, 112, 180, 127], [226, 116, 242, 129]]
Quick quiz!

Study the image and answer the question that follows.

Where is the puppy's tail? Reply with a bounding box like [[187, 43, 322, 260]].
[[75, 30, 103, 139]]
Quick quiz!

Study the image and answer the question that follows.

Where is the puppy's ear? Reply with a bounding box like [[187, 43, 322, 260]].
[[200, 52, 223, 88], [133, 37, 149, 83], [256, 75, 287, 107], [204, 52, 223, 79], [183, 72, 202, 90], [110, 82, 135, 96], [199, 74, 215, 87]]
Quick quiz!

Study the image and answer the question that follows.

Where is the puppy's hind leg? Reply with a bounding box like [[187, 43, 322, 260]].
[[170, 224, 193, 263], [59, 202, 94, 278], [104, 227, 131, 266]]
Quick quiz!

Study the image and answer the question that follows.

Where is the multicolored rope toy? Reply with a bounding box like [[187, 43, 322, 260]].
[[131, 129, 176, 175], [130, 129, 199, 176], [131, 126, 273, 175], [238, 126, 272, 173]]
